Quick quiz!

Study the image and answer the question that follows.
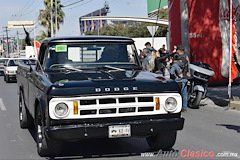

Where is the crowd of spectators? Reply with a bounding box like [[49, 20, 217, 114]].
[[139, 42, 190, 112]]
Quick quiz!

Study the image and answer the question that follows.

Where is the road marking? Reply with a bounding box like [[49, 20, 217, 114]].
[[0, 98, 7, 111], [17, 135, 24, 142]]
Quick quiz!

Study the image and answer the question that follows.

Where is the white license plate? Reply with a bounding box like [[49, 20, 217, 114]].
[[108, 125, 131, 138]]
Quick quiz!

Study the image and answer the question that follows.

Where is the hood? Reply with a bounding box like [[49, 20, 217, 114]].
[[5, 66, 18, 71], [46, 70, 180, 96]]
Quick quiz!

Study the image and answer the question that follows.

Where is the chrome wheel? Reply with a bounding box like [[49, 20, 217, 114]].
[[35, 106, 62, 157], [19, 92, 34, 129], [19, 98, 23, 121], [37, 125, 43, 148]]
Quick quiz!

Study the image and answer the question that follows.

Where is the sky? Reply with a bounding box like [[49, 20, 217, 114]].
[[0, 0, 148, 39]]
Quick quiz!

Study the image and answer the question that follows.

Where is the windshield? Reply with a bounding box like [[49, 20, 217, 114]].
[[43, 43, 141, 69], [7, 59, 36, 66], [0, 59, 8, 64]]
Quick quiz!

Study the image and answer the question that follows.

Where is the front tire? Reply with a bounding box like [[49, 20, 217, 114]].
[[188, 91, 203, 109], [146, 132, 177, 150], [35, 106, 62, 157], [5, 75, 9, 83]]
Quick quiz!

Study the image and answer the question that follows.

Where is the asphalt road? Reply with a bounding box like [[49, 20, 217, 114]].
[[0, 76, 239, 160]]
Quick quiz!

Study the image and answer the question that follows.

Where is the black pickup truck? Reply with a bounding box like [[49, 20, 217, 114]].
[[17, 36, 184, 157]]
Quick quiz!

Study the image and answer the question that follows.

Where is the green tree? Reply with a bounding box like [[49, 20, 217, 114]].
[[38, 0, 65, 37], [159, 8, 168, 19], [85, 22, 168, 38], [85, 8, 168, 38]]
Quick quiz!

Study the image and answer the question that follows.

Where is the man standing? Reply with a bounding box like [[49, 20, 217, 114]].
[[143, 42, 155, 71], [23, 25, 31, 46], [170, 45, 190, 112], [141, 48, 151, 71], [145, 42, 155, 53]]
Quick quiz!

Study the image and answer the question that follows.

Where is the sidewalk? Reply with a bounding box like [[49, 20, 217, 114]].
[[207, 85, 240, 110]]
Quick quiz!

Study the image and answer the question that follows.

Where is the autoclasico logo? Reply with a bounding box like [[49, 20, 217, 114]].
[[141, 150, 238, 158], [181, 150, 215, 158]]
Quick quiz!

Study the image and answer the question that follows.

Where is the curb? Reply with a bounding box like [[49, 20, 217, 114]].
[[205, 96, 240, 111], [230, 101, 240, 111]]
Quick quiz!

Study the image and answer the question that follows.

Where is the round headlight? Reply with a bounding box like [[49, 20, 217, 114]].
[[164, 97, 177, 112], [54, 103, 69, 117]]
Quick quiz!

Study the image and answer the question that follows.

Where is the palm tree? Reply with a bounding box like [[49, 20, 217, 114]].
[[38, 0, 65, 37], [37, 30, 48, 42]]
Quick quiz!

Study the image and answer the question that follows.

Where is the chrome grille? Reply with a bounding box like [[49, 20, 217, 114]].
[[79, 96, 154, 116]]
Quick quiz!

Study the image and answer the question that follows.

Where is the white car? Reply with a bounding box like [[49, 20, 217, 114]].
[[0, 58, 9, 75], [4, 58, 36, 83]]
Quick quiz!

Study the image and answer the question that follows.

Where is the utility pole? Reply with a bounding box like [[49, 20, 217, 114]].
[[16, 30, 20, 54], [2, 27, 10, 57], [228, 0, 233, 107], [51, 0, 54, 37], [0, 35, 4, 57], [55, 0, 57, 36]]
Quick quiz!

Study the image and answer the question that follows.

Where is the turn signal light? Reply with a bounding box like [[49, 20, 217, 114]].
[[73, 101, 78, 114], [155, 97, 160, 110]]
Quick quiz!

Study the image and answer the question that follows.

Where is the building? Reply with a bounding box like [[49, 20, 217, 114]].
[[79, 2, 109, 35]]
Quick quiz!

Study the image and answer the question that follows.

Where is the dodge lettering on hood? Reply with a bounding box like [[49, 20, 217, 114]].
[[17, 36, 184, 157]]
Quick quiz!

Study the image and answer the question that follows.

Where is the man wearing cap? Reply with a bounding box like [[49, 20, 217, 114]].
[[170, 45, 190, 112]]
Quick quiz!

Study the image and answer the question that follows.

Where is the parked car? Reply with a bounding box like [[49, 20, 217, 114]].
[[17, 36, 184, 157], [4, 58, 36, 82], [0, 58, 9, 75]]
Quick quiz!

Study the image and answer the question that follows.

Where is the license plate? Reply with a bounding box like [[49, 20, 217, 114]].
[[108, 125, 131, 138]]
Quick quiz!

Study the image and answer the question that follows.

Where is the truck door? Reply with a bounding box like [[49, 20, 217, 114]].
[[28, 44, 47, 117]]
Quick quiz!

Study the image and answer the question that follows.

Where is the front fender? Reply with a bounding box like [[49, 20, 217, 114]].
[[193, 85, 204, 92], [35, 94, 47, 125]]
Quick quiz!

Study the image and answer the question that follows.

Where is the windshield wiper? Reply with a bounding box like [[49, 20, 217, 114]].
[[94, 65, 124, 79], [101, 65, 126, 72], [50, 65, 94, 80], [48, 65, 83, 72], [63, 66, 83, 73], [102, 65, 141, 79]]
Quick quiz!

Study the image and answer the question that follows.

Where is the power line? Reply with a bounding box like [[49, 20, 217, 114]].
[[15, 0, 31, 15], [20, 0, 37, 15], [11, 0, 38, 20], [63, 0, 85, 8], [22, 0, 42, 16], [12, 0, 32, 20], [64, 0, 94, 10]]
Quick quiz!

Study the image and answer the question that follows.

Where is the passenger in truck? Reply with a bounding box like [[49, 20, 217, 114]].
[[98, 45, 129, 62]]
